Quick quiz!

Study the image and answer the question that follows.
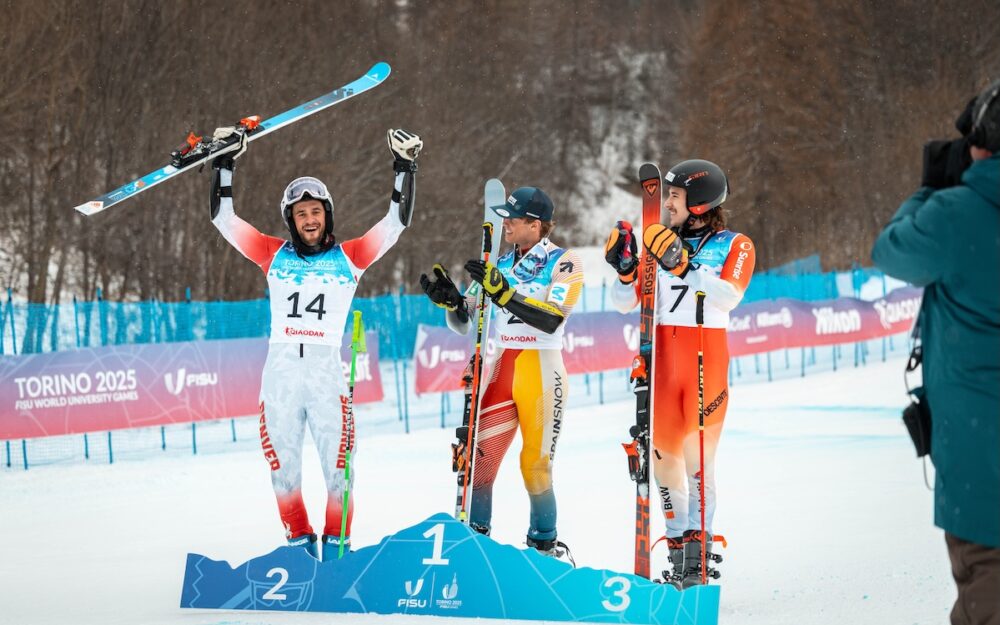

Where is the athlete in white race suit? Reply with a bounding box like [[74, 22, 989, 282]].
[[209, 129, 422, 560]]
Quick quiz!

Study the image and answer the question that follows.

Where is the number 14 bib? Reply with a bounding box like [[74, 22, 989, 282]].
[[266, 244, 358, 347]]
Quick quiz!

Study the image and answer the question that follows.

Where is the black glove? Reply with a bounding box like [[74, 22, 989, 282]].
[[464, 259, 515, 306], [604, 220, 639, 280], [420, 264, 467, 319]]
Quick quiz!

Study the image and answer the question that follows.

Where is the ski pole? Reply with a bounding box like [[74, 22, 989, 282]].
[[340, 310, 366, 558], [695, 291, 707, 584], [458, 222, 495, 522]]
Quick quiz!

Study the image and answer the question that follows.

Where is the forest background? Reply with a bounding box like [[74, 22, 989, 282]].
[[1, 0, 998, 307]]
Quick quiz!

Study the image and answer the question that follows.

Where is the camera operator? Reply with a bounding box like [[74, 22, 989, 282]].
[[872, 79, 1000, 625]]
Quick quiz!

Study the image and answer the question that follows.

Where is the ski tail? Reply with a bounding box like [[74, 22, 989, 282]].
[[626, 162, 661, 578]]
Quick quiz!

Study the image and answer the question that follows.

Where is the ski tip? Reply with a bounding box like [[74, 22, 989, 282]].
[[74, 200, 105, 216], [367, 62, 391, 82], [484, 178, 507, 214], [638, 162, 660, 181], [484, 178, 505, 194]]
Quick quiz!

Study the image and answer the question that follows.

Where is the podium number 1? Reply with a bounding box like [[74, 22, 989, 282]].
[[422, 523, 450, 566]]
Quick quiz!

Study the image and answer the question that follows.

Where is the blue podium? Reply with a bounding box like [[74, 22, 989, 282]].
[[181, 512, 719, 624]]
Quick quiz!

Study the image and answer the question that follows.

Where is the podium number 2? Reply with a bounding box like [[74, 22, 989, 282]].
[[422, 523, 450, 566], [262, 567, 289, 600], [602, 576, 631, 612]]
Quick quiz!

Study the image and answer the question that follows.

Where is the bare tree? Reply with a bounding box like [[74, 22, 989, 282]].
[[2, 0, 999, 325]]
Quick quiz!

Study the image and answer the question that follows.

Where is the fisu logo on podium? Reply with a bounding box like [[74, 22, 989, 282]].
[[399, 578, 428, 609]]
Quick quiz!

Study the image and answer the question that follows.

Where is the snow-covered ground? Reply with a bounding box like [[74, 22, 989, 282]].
[[1, 355, 952, 625]]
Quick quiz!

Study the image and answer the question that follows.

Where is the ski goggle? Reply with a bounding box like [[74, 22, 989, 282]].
[[512, 245, 548, 282], [280, 177, 332, 215]]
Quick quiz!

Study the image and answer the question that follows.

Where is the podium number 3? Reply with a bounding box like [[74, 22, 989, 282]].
[[602, 576, 631, 612], [422, 523, 450, 566]]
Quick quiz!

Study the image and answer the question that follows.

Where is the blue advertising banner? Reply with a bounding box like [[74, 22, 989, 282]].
[[181, 513, 719, 624]]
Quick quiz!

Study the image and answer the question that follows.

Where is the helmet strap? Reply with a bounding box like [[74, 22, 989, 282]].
[[680, 217, 713, 239]]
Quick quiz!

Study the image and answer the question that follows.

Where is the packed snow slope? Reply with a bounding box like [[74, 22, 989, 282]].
[[1, 357, 952, 625]]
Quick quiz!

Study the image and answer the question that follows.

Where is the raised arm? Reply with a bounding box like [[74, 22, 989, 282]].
[[209, 135, 284, 273], [341, 129, 422, 273]]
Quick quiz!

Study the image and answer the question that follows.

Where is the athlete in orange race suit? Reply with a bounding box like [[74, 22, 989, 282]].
[[605, 159, 755, 587]]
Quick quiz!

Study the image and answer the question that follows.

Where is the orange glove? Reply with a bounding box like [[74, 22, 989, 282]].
[[643, 224, 690, 277]]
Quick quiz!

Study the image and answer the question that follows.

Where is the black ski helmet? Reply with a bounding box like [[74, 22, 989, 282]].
[[664, 159, 729, 215], [969, 78, 1000, 152], [279, 176, 334, 253]]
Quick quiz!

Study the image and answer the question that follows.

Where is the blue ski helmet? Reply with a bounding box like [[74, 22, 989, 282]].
[[491, 187, 554, 221]]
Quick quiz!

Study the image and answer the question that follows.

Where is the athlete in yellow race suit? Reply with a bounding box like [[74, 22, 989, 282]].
[[420, 187, 584, 557]]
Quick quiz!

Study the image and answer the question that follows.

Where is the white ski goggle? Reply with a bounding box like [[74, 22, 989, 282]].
[[280, 177, 332, 214]]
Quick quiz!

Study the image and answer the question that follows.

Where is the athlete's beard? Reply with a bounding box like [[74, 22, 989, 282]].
[[291, 230, 335, 257]]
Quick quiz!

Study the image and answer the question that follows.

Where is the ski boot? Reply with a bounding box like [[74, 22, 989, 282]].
[[470, 523, 491, 536], [287, 533, 318, 559], [658, 536, 686, 589], [321, 534, 350, 561], [526, 536, 577, 567], [679, 530, 725, 589]]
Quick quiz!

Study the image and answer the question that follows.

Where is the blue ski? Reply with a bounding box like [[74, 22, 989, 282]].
[[74, 62, 391, 216]]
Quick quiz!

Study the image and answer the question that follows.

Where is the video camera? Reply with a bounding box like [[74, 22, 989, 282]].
[[921, 96, 977, 189]]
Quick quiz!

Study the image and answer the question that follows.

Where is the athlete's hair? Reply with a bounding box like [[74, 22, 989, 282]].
[[522, 217, 556, 239], [702, 206, 726, 231]]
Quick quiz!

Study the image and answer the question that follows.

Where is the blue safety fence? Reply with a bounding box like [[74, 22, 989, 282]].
[[764, 253, 822, 276], [1, 330, 912, 471], [2, 256, 913, 471], [0, 264, 895, 357]]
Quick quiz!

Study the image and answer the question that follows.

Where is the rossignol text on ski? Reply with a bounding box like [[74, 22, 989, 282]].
[[621, 162, 661, 579]]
